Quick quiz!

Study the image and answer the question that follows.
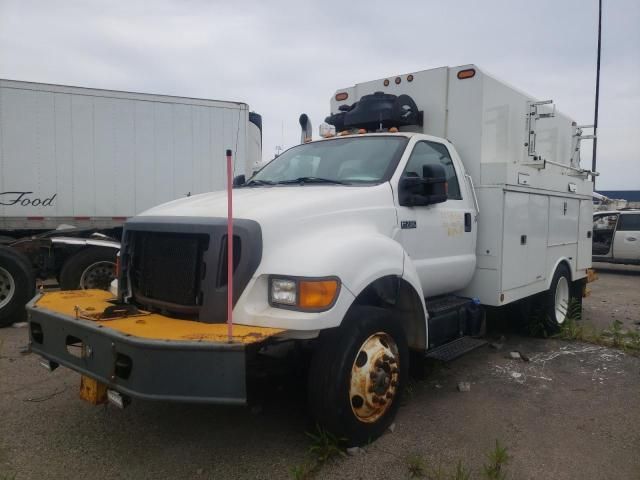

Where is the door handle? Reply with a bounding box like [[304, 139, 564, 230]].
[[464, 213, 472, 232], [628, 237, 637, 241]]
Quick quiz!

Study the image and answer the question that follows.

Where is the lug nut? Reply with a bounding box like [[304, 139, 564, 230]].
[[375, 359, 383, 368], [368, 386, 375, 393], [386, 392, 393, 399], [391, 381, 398, 387], [369, 372, 377, 380]]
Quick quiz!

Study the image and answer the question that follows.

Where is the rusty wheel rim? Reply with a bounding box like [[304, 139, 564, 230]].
[[349, 331, 400, 423]]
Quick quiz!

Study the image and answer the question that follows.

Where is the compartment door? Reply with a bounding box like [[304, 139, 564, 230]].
[[502, 192, 529, 289], [577, 200, 594, 269]]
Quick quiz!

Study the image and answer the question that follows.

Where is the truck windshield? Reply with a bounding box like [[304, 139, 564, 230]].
[[248, 136, 408, 185]]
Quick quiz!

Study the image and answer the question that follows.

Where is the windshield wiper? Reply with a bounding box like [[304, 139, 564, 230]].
[[242, 179, 276, 187], [275, 176, 349, 185]]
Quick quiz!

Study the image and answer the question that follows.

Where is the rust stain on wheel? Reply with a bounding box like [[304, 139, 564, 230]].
[[349, 331, 400, 423]]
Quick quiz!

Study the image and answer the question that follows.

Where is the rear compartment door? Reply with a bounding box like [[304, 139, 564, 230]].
[[576, 200, 593, 269]]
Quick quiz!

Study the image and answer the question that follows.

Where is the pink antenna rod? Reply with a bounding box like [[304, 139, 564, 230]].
[[226, 149, 234, 342]]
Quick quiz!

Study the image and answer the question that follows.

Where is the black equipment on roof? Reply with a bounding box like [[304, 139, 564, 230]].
[[325, 92, 423, 131]]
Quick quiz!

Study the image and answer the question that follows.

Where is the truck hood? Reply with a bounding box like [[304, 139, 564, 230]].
[[139, 184, 394, 225]]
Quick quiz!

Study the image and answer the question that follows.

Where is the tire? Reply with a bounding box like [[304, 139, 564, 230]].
[[59, 247, 117, 291], [0, 246, 35, 327], [307, 305, 409, 446], [543, 263, 572, 333]]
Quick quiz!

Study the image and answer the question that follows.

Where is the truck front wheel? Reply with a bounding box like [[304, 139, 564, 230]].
[[308, 306, 409, 446]]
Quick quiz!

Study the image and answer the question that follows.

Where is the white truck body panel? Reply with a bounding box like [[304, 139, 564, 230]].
[[0, 79, 260, 231], [330, 65, 593, 306]]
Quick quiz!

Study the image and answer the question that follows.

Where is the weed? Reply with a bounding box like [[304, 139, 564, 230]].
[[482, 440, 509, 480], [289, 461, 315, 480], [406, 453, 427, 478], [305, 424, 346, 464], [609, 319, 624, 348], [452, 460, 471, 480]]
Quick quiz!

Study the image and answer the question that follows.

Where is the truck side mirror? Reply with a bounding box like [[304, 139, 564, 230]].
[[233, 175, 246, 187], [398, 164, 448, 206]]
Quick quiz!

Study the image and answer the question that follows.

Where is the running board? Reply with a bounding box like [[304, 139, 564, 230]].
[[425, 337, 487, 362]]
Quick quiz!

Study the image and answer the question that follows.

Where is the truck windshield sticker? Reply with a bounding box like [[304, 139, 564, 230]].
[[0, 192, 57, 207]]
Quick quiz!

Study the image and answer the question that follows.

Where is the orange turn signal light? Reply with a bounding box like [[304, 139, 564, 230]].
[[457, 68, 476, 80], [335, 92, 349, 101], [299, 279, 339, 309]]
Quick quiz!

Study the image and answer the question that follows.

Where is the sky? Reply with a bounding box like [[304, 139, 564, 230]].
[[0, 0, 638, 190]]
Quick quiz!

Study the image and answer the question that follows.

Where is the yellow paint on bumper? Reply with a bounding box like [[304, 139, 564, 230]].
[[34, 290, 283, 344]]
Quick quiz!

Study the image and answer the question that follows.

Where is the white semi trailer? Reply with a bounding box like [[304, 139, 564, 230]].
[[0, 79, 261, 324], [28, 65, 595, 445]]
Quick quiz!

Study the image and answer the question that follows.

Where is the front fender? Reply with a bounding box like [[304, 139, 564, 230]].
[[233, 232, 405, 331]]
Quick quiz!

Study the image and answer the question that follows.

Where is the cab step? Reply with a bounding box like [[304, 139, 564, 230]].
[[425, 295, 472, 316], [425, 336, 487, 362]]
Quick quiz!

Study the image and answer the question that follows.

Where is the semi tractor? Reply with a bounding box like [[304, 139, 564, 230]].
[[27, 65, 594, 445], [0, 79, 261, 325]]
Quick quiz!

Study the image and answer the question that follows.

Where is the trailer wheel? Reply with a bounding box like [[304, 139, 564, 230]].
[[59, 247, 117, 291], [308, 306, 408, 446], [544, 264, 572, 333], [0, 246, 35, 327]]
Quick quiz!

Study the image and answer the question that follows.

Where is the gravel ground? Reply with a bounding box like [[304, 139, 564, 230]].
[[1, 264, 639, 479]]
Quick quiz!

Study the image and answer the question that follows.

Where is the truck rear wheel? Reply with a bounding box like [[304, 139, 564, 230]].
[[308, 306, 408, 446], [59, 247, 117, 291], [544, 264, 573, 333], [0, 246, 35, 327]]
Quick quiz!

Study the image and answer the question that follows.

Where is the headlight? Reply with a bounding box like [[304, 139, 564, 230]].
[[270, 278, 297, 306], [269, 276, 340, 311]]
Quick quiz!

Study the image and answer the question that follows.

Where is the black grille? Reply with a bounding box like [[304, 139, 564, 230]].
[[131, 232, 208, 308]]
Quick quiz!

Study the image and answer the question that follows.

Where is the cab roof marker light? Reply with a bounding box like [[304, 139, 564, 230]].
[[457, 68, 476, 79], [407, 74, 414, 82], [383, 79, 390, 87], [395, 77, 401, 85], [335, 92, 349, 101]]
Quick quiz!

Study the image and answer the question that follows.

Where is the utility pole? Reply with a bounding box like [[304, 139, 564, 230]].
[[592, 0, 602, 187]]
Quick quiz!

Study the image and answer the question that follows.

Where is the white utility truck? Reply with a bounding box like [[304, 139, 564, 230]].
[[28, 65, 594, 446], [0, 79, 261, 325]]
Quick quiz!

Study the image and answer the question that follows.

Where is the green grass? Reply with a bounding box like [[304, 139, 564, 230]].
[[404, 441, 508, 479], [482, 440, 510, 480], [289, 425, 347, 479], [554, 301, 640, 355], [407, 453, 427, 478], [305, 424, 347, 463]]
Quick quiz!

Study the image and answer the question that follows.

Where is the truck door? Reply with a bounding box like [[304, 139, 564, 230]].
[[613, 213, 640, 262], [592, 213, 618, 258], [394, 140, 476, 297]]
